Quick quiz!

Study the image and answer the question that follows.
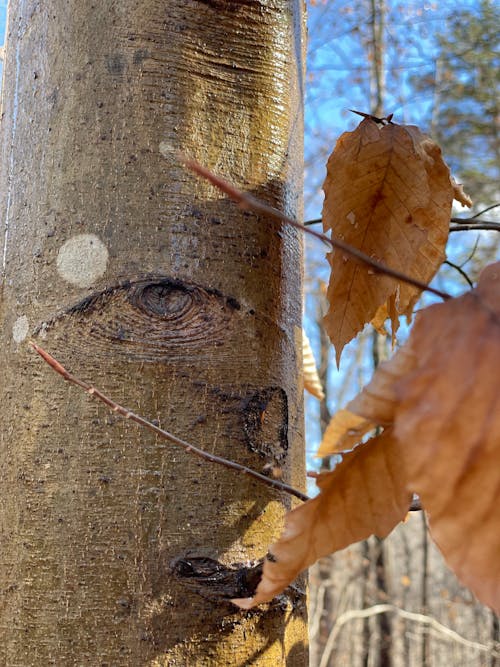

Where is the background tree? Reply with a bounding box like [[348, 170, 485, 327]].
[[412, 0, 500, 206], [0, 1, 308, 664]]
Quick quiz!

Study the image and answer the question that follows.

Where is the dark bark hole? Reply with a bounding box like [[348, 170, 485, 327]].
[[242, 387, 289, 466], [135, 282, 192, 318], [170, 555, 263, 600], [36, 276, 241, 362]]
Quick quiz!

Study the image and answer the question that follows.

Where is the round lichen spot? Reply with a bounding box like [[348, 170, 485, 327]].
[[56, 234, 108, 288], [159, 141, 173, 158], [12, 315, 29, 343]]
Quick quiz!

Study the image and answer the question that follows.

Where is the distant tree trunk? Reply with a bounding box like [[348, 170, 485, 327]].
[[0, 1, 308, 664]]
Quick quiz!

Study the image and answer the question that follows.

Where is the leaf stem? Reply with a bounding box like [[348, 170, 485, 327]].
[[30, 342, 310, 503]]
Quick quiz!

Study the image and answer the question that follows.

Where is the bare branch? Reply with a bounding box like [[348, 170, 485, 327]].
[[184, 158, 452, 301], [319, 604, 499, 667], [30, 342, 310, 503], [469, 203, 500, 219], [450, 222, 500, 233], [306, 217, 500, 233], [444, 260, 474, 287]]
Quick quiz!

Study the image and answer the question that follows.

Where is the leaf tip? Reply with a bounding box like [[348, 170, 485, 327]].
[[231, 596, 257, 610]]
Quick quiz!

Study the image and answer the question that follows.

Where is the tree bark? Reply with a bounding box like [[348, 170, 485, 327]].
[[0, 1, 307, 664]]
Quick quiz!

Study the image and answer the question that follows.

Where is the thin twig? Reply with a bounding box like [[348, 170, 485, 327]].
[[470, 203, 500, 219], [30, 342, 310, 503], [305, 217, 500, 233], [450, 222, 500, 233], [184, 158, 452, 301], [444, 260, 473, 287], [457, 234, 481, 270], [319, 603, 499, 667], [451, 217, 500, 226]]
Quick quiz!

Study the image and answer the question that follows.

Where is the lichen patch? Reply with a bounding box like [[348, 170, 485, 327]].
[[13, 315, 29, 343], [56, 234, 108, 288]]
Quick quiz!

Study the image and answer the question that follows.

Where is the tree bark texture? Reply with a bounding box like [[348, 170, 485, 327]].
[[0, 1, 307, 664]]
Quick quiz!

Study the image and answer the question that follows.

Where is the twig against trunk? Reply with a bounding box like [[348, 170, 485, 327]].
[[183, 158, 452, 302], [30, 344, 424, 512], [30, 342, 309, 503]]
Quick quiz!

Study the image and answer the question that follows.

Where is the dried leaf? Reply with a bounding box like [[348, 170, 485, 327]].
[[451, 177, 473, 208], [302, 329, 325, 400], [316, 408, 374, 456], [243, 263, 499, 611], [394, 262, 500, 612], [322, 119, 457, 363], [233, 430, 412, 609], [317, 338, 416, 456], [321, 261, 500, 611], [371, 297, 394, 339]]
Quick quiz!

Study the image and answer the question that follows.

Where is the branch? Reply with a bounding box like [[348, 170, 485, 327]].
[[30, 342, 309, 503], [469, 203, 500, 219], [319, 603, 499, 667], [449, 222, 500, 232], [305, 217, 500, 233], [443, 260, 473, 287], [184, 158, 451, 301]]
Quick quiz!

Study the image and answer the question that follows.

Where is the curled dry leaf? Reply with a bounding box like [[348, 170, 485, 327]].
[[320, 261, 500, 612], [241, 263, 499, 611], [395, 262, 500, 613], [233, 430, 412, 609], [322, 118, 471, 364], [318, 341, 417, 456], [451, 177, 473, 208], [302, 329, 325, 400], [316, 408, 374, 457]]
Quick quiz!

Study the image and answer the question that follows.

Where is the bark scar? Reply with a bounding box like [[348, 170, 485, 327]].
[[170, 555, 263, 601], [33, 275, 241, 363], [242, 387, 289, 466]]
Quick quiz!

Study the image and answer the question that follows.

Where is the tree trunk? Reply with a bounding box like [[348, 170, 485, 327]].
[[0, 1, 307, 664]]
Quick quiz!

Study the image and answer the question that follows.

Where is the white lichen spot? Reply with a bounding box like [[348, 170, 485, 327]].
[[56, 234, 108, 288], [159, 141, 174, 158], [347, 211, 357, 226], [12, 315, 29, 343]]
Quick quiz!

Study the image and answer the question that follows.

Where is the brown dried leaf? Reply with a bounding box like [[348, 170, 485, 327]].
[[394, 262, 500, 612], [235, 263, 499, 612], [451, 177, 473, 208], [322, 119, 455, 363], [371, 298, 393, 338], [317, 337, 417, 457], [233, 430, 412, 609], [241, 263, 499, 611], [317, 331, 418, 457], [316, 408, 374, 456], [302, 329, 325, 400], [321, 262, 500, 611]]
